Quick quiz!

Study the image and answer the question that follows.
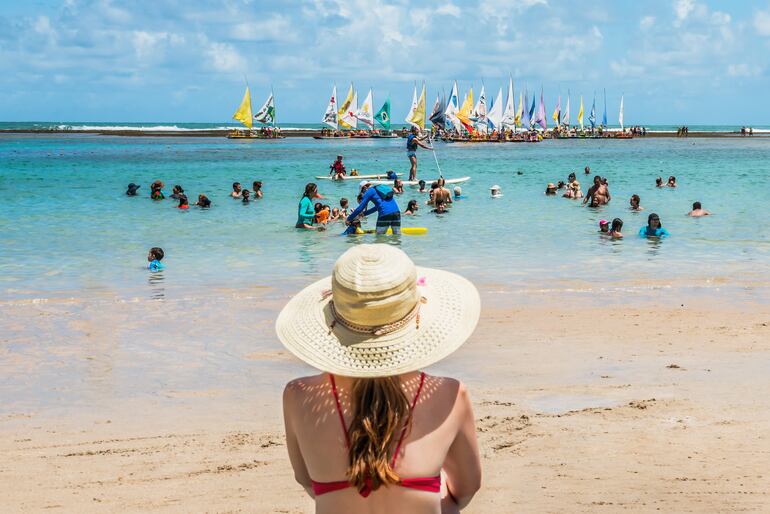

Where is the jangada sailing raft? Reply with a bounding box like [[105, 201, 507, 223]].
[[316, 83, 397, 139], [228, 86, 284, 139]]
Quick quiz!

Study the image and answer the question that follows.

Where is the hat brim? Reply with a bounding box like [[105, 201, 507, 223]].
[[275, 267, 480, 378]]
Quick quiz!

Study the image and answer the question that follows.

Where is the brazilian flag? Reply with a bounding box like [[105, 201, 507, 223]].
[[374, 98, 391, 130]]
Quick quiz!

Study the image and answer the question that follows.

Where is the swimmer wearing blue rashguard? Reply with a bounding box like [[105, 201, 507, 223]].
[[147, 247, 165, 272], [639, 213, 670, 238], [346, 180, 401, 235]]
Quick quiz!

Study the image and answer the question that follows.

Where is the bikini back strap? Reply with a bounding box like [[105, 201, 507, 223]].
[[391, 372, 426, 468], [328, 374, 351, 448]]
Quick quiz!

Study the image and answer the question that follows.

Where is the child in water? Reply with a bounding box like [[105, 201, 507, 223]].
[[314, 203, 330, 225], [329, 207, 341, 222], [432, 199, 448, 213], [177, 194, 189, 209], [148, 247, 165, 272], [342, 217, 363, 235], [339, 198, 350, 217], [241, 189, 251, 203], [598, 219, 609, 234], [150, 180, 165, 200]]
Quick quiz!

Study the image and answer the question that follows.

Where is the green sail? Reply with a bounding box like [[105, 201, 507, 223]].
[[374, 97, 391, 130]]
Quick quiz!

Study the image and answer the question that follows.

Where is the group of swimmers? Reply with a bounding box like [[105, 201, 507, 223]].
[[127, 181, 212, 209]]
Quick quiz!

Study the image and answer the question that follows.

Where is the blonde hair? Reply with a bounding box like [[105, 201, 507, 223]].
[[347, 377, 411, 493]]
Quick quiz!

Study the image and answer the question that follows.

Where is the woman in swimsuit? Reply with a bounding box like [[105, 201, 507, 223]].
[[279, 245, 482, 514]]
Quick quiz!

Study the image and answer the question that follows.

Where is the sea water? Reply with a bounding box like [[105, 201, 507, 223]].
[[1, 133, 769, 303]]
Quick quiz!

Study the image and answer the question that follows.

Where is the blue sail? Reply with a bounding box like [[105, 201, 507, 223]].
[[589, 95, 596, 129], [602, 89, 608, 127], [521, 90, 531, 128], [528, 93, 536, 128]]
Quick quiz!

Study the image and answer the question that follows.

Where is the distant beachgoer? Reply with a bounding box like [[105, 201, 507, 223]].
[[630, 194, 643, 211], [454, 186, 465, 199], [568, 172, 577, 184], [177, 194, 189, 209], [126, 183, 141, 196], [329, 155, 346, 179], [655, 177, 664, 188], [404, 199, 419, 215], [432, 199, 448, 214], [564, 181, 582, 199], [667, 176, 677, 187], [545, 183, 557, 196], [598, 219, 609, 233], [609, 218, 624, 239], [150, 180, 165, 200], [556, 181, 566, 190], [339, 198, 350, 217], [147, 247, 165, 272], [639, 213, 670, 238], [296, 183, 323, 230], [231, 182, 242, 198], [252, 181, 263, 198], [418, 179, 427, 193], [584, 166, 591, 175], [278, 244, 482, 514], [195, 194, 211, 208], [347, 182, 401, 235], [490, 185, 503, 198], [242, 189, 251, 204], [687, 201, 711, 217], [393, 179, 404, 194], [406, 126, 433, 181], [170, 185, 184, 200]]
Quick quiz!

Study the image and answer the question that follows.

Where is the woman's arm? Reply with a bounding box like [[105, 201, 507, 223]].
[[283, 382, 314, 497], [442, 382, 482, 510]]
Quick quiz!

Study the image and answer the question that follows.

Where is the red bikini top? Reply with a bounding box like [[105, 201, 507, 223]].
[[310, 372, 441, 498]]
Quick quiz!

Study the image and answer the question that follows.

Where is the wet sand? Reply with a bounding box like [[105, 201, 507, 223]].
[[1, 286, 769, 512]]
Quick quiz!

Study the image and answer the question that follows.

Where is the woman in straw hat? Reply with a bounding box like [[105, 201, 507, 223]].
[[278, 244, 482, 513]]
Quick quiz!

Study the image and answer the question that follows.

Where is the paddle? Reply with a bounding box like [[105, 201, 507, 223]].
[[428, 132, 443, 179]]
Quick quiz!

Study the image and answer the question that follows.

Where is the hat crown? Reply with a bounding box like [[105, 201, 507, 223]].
[[331, 244, 420, 327]]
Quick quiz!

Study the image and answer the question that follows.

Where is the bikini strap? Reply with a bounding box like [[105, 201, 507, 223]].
[[391, 372, 426, 469], [328, 374, 351, 449]]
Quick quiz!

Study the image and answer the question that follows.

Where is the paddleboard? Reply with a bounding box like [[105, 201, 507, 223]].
[[360, 227, 428, 236], [367, 176, 470, 186], [315, 173, 402, 181]]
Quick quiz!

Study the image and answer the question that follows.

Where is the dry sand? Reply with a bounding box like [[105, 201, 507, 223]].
[[1, 292, 769, 513]]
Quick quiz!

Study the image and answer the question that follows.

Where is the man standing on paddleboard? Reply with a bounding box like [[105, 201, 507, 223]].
[[406, 127, 433, 181], [346, 181, 401, 235]]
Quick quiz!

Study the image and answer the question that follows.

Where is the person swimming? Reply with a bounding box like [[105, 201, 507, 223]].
[[231, 182, 242, 198], [393, 179, 404, 194], [609, 218, 624, 239], [195, 194, 211, 208], [147, 247, 165, 272], [639, 213, 670, 237], [170, 185, 184, 200], [687, 201, 711, 217], [490, 185, 503, 198], [418, 179, 427, 193], [655, 176, 664, 188], [242, 189, 251, 203], [404, 199, 419, 215], [252, 181, 263, 199], [432, 198, 448, 214], [584, 165, 591, 175], [598, 219, 609, 234], [453, 186, 465, 199], [545, 183, 557, 195], [667, 176, 677, 187], [126, 183, 141, 196], [150, 180, 165, 200], [630, 194, 643, 211], [177, 194, 189, 209]]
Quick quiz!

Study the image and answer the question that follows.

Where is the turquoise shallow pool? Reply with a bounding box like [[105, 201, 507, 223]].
[[1, 133, 769, 301]]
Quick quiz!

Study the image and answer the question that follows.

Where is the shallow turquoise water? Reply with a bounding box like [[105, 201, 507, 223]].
[[1, 133, 769, 301]]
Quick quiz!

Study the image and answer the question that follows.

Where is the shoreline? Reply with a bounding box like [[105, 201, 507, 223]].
[[2, 128, 769, 138], [1, 292, 768, 512]]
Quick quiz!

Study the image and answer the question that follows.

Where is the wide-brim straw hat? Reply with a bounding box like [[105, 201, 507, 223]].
[[276, 244, 480, 377]]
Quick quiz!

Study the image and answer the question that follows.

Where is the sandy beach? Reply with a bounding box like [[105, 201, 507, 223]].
[[2, 287, 768, 513]]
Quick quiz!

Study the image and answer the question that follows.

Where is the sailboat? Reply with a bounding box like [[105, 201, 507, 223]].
[[228, 86, 283, 139], [371, 96, 397, 137], [501, 77, 516, 132], [615, 94, 633, 139], [315, 85, 346, 139]]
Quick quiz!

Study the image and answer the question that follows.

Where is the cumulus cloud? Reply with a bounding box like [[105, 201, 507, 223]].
[[639, 16, 655, 30], [674, 0, 696, 23], [755, 6, 770, 36]]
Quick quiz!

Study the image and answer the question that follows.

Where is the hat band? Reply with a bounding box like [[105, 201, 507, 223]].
[[327, 297, 426, 337]]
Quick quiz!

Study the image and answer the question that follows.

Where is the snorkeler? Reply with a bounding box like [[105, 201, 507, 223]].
[[147, 247, 165, 272], [629, 194, 643, 211], [126, 183, 141, 196], [329, 155, 346, 179], [687, 201, 711, 217], [639, 213, 670, 237], [406, 126, 433, 181], [231, 182, 242, 198]]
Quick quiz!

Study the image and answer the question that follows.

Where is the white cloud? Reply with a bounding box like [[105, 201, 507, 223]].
[[727, 63, 762, 77], [640, 16, 655, 30], [231, 14, 297, 43], [203, 40, 247, 72], [674, 0, 696, 22], [755, 7, 770, 36], [436, 4, 461, 17]]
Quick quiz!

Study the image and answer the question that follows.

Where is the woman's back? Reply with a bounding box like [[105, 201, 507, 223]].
[[283, 371, 478, 514]]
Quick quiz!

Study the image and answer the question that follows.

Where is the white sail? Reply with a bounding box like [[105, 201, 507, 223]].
[[322, 86, 338, 129], [473, 85, 487, 122], [254, 93, 275, 126], [563, 92, 570, 126], [501, 77, 516, 129], [487, 87, 504, 130], [405, 85, 418, 128], [445, 81, 460, 129], [619, 95, 624, 131], [340, 89, 358, 129], [355, 88, 374, 129]]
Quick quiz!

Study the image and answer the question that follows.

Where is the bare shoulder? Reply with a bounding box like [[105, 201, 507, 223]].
[[283, 373, 327, 403], [423, 374, 470, 407]]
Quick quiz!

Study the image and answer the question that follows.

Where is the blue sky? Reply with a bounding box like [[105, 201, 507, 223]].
[[1, 0, 769, 124]]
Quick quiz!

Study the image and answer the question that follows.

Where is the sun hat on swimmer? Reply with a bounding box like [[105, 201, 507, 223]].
[[275, 244, 481, 378]]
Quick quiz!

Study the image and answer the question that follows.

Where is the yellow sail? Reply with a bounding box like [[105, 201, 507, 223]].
[[459, 87, 473, 118], [409, 83, 427, 129], [514, 92, 522, 127], [578, 96, 584, 129], [337, 84, 354, 129], [232, 87, 253, 129]]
